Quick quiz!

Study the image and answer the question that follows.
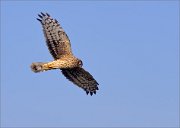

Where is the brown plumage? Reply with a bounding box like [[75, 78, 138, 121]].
[[31, 12, 99, 95]]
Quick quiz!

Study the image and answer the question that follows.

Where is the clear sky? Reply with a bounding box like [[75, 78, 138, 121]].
[[1, 1, 179, 127]]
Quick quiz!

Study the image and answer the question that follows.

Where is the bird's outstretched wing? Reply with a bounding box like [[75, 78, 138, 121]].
[[61, 67, 99, 95], [37, 12, 72, 59]]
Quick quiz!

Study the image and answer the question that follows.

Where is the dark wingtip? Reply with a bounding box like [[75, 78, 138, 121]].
[[55, 19, 58, 23], [41, 12, 46, 16], [85, 85, 99, 96], [36, 18, 42, 22], [46, 13, 50, 17], [90, 92, 93, 96], [38, 14, 43, 19], [86, 91, 97, 96]]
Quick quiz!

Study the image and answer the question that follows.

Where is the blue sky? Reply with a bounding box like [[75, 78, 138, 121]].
[[1, 1, 179, 127]]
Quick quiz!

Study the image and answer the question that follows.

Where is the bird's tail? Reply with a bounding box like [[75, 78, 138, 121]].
[[31, 62, 47, 73]]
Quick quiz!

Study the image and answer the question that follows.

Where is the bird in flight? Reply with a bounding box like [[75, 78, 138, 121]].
[[31, 12, 99, 95]]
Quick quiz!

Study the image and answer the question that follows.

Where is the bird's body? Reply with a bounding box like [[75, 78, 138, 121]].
[[31, 55, 81, 72], [31, 13, 99, 95]]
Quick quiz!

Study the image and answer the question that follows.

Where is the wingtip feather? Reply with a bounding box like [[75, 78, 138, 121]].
[[37, 18, 42, 22], [38, 14, 43, 19], [41, 12, 46, 16], [46, 13, 50, 17]]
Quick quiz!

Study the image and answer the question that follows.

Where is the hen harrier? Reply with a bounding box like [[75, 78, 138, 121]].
[[31, 12, 99, 95]]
